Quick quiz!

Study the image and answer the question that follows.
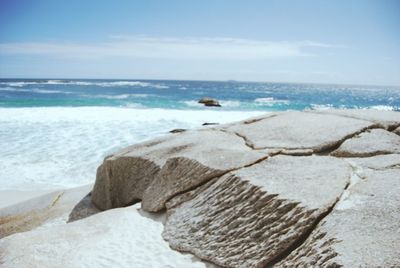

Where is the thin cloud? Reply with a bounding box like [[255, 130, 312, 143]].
[[0, 36, 334, 60]]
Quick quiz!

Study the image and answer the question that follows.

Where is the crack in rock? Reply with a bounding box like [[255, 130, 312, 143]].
[[163, 155, 351, 268]]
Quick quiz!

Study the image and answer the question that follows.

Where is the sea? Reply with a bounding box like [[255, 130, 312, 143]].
[[1, 79, 399, 191]]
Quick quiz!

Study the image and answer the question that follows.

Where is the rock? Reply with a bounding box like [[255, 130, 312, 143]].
[[202, 122, 219, 126], [198, 97, 221, 107], [277, 169, 400, 267], [309, 109, 400, 130], [68, 192, 101, 222], [169, 128, 186, 133], [84, 110, 400, 267], [394, 126, 400, 135], [91, 129, 267, 211], [347, 154, 400, 170], [222, 111, 375, 151], [163, 155, 351, 267], [332, 129, 400, 157], [0, 185, 91, 239]]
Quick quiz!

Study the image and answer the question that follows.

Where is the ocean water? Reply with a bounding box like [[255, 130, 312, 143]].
[[1, 79, 399, 191]]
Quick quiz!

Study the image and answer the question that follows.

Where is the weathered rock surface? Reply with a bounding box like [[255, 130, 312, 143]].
[[394, 126, 400, 135], [222, 111, 376, 151], [163, 155, 351, 267], [332, 128, 400, 157], [276, 169, 400, 267], [309, 109, 400, 130], [92, 129, 267, 211], [347, 153, 400, 170]]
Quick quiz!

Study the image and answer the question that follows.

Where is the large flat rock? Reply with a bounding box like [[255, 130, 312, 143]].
[[309, 109, 400, 130], [277, 169, 400, 267], [222, 111, 375, 152], [92, 129, 266, 211], [332, 129, 400, 157], [163, 155, 351, 267], [347, 154, 400, 170]]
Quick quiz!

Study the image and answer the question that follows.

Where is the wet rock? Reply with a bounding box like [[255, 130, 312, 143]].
[[332, 129, 400, 157], [198, 97, 221, 107], [163, 155, 351, 267]]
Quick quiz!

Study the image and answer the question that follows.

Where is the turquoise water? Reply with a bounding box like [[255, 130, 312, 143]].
[[1, 78, 399, 191], [1, 79, 399, 111]]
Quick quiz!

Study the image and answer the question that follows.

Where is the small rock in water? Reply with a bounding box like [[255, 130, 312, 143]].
[[198, 97, 221, 107], [202, 122, 219, 126], [169, 129, 187, 133]]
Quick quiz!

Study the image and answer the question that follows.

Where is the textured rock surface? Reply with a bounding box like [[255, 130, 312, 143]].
[[222, 111, 375, 151], [163, 155, 351, 267], [92, 129, 267, 211], [394, 126, 400, 135], [332, 129, 400, 157], [276, 169, 400, 267], [348, 153, 400, 170], [309, 109, 400, 130]]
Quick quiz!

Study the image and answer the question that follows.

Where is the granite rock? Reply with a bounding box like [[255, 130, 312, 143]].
[[163, 155, 351, 267], [332, 128, 400, 157]]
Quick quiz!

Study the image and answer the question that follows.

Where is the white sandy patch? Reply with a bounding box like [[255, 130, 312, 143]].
[[0, 203, 208, 268]]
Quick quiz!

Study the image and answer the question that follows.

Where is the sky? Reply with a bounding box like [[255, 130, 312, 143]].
[[0, 0, 399, 86]]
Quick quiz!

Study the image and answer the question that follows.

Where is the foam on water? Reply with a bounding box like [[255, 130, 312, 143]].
[[0, 80, 169, 88], [0, 107, 263, 191]]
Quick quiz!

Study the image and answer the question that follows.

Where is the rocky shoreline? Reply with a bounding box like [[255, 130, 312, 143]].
[[1, 109, 399, 267]]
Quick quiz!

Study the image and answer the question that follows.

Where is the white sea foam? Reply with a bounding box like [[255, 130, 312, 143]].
[[254, 97, 290, 105], [0, 107, 264, 191], [182, 100, 203, 107], [310, 104, 335, 110], [219, 100, 241, 107], [0, 80, 169, 89], [369, 105, 395, 111], [90, 93, 151, 99], [0, 87, 66, 94]]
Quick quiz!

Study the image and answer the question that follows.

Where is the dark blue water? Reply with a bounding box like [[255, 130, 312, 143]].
[[1, 79, 399, 111]]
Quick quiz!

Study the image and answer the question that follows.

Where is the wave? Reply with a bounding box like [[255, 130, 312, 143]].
[[0, 107, 264, 190], [254, 97, 290, 105], [0, 87, 68, 94], [219, 100, 241, 107], [368, 105, 396, 111], [0, 80, 170, 89], [310, 104, 335, 110], [88, 93, 151, 100]]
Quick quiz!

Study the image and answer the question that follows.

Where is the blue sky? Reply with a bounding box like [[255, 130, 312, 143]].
[[0, 0, 399, 85]]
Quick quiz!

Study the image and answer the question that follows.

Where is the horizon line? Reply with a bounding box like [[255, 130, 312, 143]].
[[0, 76, 399, 88]]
